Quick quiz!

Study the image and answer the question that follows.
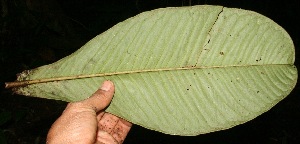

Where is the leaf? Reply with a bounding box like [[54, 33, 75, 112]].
[[6, 5, 297, 135]]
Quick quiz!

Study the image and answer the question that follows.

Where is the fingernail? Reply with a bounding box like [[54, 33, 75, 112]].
[[97, 131, 107, 136], [100, 81, 112, 91]]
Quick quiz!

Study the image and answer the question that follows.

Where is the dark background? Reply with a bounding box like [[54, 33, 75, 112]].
[[0, 0, 299, 143]]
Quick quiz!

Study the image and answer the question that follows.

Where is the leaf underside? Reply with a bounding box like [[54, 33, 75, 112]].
[[11, 5, 297, 135]]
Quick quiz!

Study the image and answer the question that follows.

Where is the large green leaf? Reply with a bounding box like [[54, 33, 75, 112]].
[[6, 5, 297, 135]]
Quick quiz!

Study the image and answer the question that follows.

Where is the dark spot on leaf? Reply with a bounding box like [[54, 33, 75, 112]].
[[220, 51, 224, 55], [256, 57, 262, 62], [187, 89, 189, 91], [257, 91, 260, 93]]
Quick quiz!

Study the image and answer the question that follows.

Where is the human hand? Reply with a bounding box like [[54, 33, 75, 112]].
[[46, 81, 132, 144]]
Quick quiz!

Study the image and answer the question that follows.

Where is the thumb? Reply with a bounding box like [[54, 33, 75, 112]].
[[82, 80, 115, 112]]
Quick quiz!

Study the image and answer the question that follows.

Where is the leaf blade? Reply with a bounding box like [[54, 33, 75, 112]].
[[9, 5, 297, 135]]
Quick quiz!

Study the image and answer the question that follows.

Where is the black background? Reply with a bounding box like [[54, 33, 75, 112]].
[[1, 0, 299, 143]]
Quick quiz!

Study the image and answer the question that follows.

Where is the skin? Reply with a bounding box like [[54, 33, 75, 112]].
[[46, 81, 132, 144]]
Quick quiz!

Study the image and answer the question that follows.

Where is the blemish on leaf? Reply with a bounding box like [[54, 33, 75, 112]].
[[220, 52, 224, 55], [204, 48, 210, 51], [256, 57, 262, 62]]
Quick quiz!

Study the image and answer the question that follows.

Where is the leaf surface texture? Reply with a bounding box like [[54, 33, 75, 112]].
[[12, 5, 297, 135]]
